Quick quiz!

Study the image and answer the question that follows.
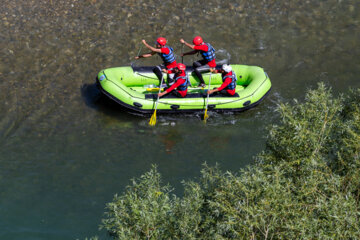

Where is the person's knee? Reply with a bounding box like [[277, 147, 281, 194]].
[[220, 90, 231, 96], [153, 67, 161, 74], [168, 73, 175, 82], [193, 62, 201, 68], [168, 78, 175, 86], [196, 65, 210, 73], [175, 91, 184, 98], [153, 67, 163, 80]]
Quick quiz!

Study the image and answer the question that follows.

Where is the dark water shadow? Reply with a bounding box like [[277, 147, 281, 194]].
[[80, 83, 102, 109], [80, 82, 145, 121]]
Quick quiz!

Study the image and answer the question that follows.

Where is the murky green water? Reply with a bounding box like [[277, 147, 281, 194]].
[[0, 0, 359, 239]]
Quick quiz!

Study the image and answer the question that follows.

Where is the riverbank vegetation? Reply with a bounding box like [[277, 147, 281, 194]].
[[97, 83, 360, 239]]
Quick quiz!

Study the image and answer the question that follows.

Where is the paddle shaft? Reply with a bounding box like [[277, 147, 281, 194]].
[[205, 74, 212, 105], [204, 73, 212, 119], [136, 45, 143, 60], [154, 74, 164, 110], [181, 44, 184, 63]]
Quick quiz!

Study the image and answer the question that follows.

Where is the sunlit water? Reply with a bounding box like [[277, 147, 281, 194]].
[[0, 0, 359, 239]]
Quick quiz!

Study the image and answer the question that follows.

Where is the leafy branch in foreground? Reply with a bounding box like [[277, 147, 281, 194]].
[[98, 83, 360, 239]]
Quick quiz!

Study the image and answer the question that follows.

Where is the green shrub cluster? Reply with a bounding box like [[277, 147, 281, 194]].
[[100, 83, 360, 239]]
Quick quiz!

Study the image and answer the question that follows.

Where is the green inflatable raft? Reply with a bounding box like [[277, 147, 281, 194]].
[[96, 64, 271, 114]]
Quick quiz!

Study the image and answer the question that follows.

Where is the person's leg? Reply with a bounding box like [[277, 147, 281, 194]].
[[152, 65, 164, 84], [207, 90, 231, 97], [193, 60, 208, 86], [219, 90, 232, 96], [161, 90, 183, 98], [173, 90, 183, 98], [167, 72, 175, 86], [193, 60, 203, 68], [208, 91, 219, 97]]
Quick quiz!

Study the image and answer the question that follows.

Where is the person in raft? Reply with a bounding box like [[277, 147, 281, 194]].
[[208, 64, 237, 96], [158, 63, 189, 98], [135, 37, 177, 85], [180, 36, 216, 88]]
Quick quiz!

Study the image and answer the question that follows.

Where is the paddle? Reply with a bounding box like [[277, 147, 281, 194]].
[[181, 44, 184, 64], [131, 45, 143, 69], [137, 45, 143, 58], [149, 74, 164, 126], [203, 72, 212, 122]]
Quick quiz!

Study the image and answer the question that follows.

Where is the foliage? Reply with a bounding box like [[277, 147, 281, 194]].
[[100, 167, 174, 239], [98, 83, 360, 239]]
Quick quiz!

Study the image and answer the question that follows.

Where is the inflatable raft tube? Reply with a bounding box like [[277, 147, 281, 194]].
[[96, 64, 271, 114]]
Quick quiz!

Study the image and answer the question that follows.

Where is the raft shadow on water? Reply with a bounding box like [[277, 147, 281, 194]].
[[81, 83, 139, 118], [80, 83, 101, 108]]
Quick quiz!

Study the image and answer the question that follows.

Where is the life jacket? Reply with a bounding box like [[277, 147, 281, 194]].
[[175, 72, 190, 91], [222, 71, 237, 90], [200, 43, 216, 62], [158, 46, 176, 64]]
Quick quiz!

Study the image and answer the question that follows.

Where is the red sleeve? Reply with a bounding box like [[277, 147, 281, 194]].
[[208, 59, 216, 68], [217, 78, 232, 91], [194, 44, 208, 52], [161, 47, 170, 54], [165, 78, 186, 93]]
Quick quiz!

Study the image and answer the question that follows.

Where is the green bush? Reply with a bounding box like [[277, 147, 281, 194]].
[[98, 83, 360, 239], [100, 167, 174, 239]]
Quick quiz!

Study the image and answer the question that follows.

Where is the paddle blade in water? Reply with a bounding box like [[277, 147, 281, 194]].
[[203, 73, 212, 123], [149, 110, 157, 126], [203, 109, 209, 123]]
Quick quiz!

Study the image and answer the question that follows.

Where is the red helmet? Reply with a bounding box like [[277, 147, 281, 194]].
[[177, 63, 186, 71], [193, 36, 203, 45], [156, 37, 167, 46]]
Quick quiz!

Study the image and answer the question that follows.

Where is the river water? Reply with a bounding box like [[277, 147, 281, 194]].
[[0, 0, 359, 239]]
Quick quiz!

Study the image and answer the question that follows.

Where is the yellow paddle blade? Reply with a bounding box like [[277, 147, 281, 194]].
[[149, 110, 157, 126], [146, 87, 163, 92], [203, 109, 209, 122]]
